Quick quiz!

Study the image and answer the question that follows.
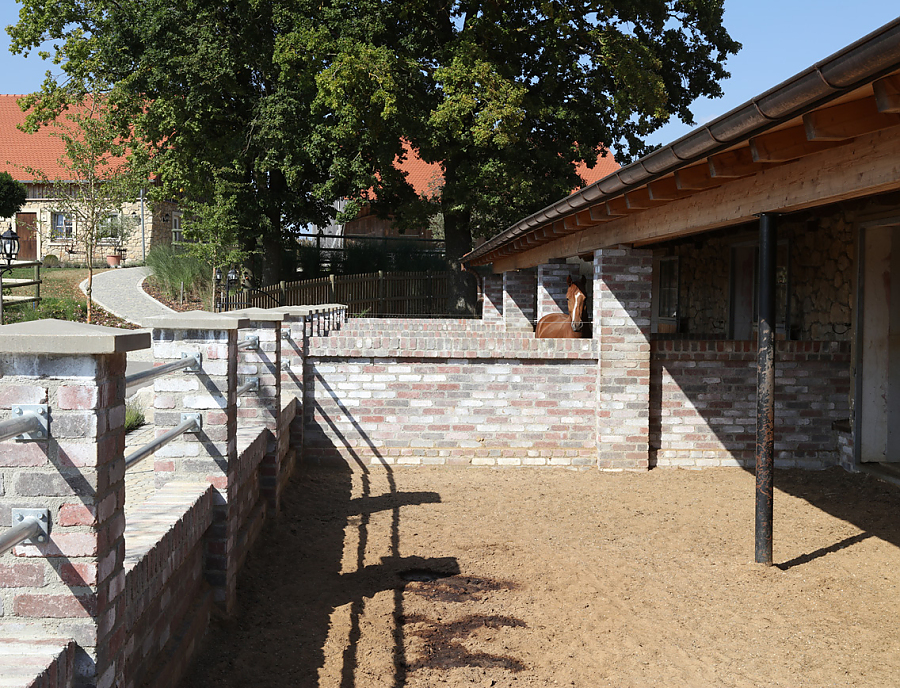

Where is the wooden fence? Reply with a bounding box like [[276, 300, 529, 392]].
[[220, 270, 456, 316]]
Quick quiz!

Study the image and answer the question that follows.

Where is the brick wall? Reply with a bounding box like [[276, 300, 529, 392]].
[[503, 269, 536, 332], [595, 247, 653, 471], [537, 260, 577, 320], [650, 340, 851, 468], [482, 274, 503, 324], [304, 319, 599, 467]]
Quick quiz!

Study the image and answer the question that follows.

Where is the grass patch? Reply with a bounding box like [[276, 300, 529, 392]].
[[146, 246, 211, 302], [124, 399, 145, 433]]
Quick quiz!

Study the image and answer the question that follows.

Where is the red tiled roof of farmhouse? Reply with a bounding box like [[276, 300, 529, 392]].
[[0, 95, 71, 180], [397, 141, 620, 198]]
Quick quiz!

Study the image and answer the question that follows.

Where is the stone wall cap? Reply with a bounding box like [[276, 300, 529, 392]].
[[225, 308, 286, 322], [0, 319, 151, 354], [272, 306, 313, 316], [145, 311, 250, 330]]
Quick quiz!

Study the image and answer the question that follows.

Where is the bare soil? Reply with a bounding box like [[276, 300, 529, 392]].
[[177, 465, 900, 688]]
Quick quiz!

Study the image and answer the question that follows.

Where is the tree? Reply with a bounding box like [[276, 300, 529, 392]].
[[8, 0, 739, 281], [305, 1, 741, 263], [0, 172, 27, 219], [24, 93, 145, 323]]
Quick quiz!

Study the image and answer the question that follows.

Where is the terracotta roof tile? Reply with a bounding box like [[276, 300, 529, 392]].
[[396, 140, 619, 198], [0, 95, 72, 181]]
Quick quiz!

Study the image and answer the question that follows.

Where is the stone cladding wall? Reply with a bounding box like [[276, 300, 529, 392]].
[[650, 340, 851, 468]]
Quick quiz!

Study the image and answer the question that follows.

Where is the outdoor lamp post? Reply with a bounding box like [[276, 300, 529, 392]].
[[214, 267, 223, 312], [226, 268, 238, 311], [0, 225, 21, 325]]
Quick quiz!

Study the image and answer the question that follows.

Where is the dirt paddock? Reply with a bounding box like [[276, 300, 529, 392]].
[[177, 465, 900, 688]]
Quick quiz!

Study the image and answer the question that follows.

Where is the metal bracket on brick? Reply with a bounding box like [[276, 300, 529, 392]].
[[181, 351, 202, 372], [281, 329, 292, 340], [11, 508, 50, 544], [180, 413, 202, 432], [11, 404, 49, 440]]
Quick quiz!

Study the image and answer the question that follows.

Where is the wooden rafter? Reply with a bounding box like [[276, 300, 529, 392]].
[[647, 176, 691, 201], [804, 95, 900, 141], [624, 187, 664, 209], [675, 163, 720, 191], [874, 74, 900, 114], [749, 124, 842, 162], [708, 147, 769, 178]]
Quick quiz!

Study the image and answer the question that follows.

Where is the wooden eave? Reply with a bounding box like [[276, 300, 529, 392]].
[[472, 68, 900, 273]]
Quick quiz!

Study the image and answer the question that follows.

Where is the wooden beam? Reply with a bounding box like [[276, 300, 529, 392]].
[[804, 95, 900, 141], [624, 187, 665, 209], [675, 164, 720, 191], [606, 196, 634, 216], [647, 176, 691, 201], [749, 124, 842, 162], [874, 74, 900, 114], [589, 204, 615, 222], [708, 147, 768, 178], [491, 125, 900, 273]]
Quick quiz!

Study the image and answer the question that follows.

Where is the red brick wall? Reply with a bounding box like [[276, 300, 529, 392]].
[[650, 340, 851, 468]]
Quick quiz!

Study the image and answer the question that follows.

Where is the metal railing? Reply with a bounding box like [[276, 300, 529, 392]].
[[125, 414, 201, 471], [0, 408, 46, 443], [236, 377, 259, 397], [125, 353, 201, 390], [0, 509, 49, 557], [237, 336, 259, 351]]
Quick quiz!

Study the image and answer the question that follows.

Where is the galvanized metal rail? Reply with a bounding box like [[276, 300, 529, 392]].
[[237, 336, 259, 351], [236, 377, 259, 397], [0, 408, 46, 443], [0, 509, 50, 557], [125, 414, 201, 471], [125, 353, 201, 390]]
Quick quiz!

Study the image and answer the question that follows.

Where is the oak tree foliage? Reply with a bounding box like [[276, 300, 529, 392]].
[[8, 0, 738, 280]]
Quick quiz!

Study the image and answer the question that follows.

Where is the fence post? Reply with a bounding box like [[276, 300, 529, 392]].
[[279, 281, 286, 307], [145, 311, 247, 613], [377, 270, 385, 316], [34, 261, 40, 304], [0, 320, 150, 687]]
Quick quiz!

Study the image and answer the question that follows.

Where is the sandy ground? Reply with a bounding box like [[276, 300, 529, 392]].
[[177, 465, 900, 688]]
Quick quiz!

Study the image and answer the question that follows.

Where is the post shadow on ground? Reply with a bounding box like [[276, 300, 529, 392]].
[[175, 370, 454, 688]]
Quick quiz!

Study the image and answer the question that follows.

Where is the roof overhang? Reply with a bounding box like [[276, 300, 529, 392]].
[[464, 18, 900, 272]]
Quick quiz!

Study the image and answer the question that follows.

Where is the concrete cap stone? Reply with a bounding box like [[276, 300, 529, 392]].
[[225, 308, 286, 322], [272, 306, 313, 316], [145, 311, 250, 330], [0, 319, 151, 354]]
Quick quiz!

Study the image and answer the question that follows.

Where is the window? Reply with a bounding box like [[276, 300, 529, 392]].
[[172, 214, 183, 243], [51, 213, 73, 239], [651, 255, 679, 334], [99, 213, 120, 242]]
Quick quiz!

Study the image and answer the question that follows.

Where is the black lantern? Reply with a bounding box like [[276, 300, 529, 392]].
[[0, 228, 19, 266], [215, 267, 223, 284], [227, 268, 239, 286]]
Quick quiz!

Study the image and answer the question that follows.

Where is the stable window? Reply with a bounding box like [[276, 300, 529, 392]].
[[729, 240, 790, 340], [651, 255, 679, 334], [51, 213, 73, 239]]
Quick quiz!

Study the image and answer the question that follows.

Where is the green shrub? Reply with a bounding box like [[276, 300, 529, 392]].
[[124, 400, 145, 433], [146, 245, 211, 299], [42, 254, 60, 268]]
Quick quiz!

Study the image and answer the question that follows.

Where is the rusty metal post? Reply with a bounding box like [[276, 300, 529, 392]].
[[755, 213, 777, 565]]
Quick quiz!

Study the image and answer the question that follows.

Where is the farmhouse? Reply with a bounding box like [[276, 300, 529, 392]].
[[0, 95, 176, 263]]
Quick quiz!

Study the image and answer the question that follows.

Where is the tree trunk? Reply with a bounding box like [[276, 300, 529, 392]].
[[441, 169, 476, 315]]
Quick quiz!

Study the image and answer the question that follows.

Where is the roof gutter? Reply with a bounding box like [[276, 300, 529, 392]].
[[464, 17, 900, 265]]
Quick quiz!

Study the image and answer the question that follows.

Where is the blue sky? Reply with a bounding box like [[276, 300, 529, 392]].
[[1, 1, 897, 151]]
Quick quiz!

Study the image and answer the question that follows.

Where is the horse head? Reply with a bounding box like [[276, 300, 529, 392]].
[[566, 275, 586, 332]]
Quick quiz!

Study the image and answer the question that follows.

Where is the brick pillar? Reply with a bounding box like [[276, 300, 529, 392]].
[[482, 274, 503, 324], [0, 321, 150, 687], [274, 307, 310, 481], [503, 269, 536, 332], [145, 311, 246, 613], [228, 309, 285, 514], [595, 246, 652, 471], [537, 260, 577, 320]]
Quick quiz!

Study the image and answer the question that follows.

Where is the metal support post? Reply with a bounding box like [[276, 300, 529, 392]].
[[755, 213, 777, 565]]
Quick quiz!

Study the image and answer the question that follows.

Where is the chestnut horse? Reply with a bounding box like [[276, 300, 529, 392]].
[[535, 276, 587, 338]]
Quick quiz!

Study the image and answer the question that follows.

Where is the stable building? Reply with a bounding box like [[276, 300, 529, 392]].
[[462, 18, 900, 483]]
